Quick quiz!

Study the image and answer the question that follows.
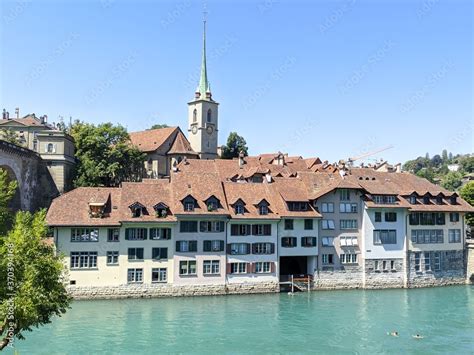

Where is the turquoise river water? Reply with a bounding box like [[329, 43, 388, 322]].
[[8, 286, 474, 354]]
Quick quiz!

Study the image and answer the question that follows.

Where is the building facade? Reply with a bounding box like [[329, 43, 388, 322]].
[[46, 158, 474, 298], [0, 112, 75, 193]]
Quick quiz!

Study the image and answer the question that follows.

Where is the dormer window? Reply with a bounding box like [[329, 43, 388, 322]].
[[235, 204, 244, 215], [205, 196, 220, 212], [153, 202, 169, 218], [435, 196, 443, 205], [129, 202, 146, 218], [89, 203, 105, 218], [450, 195, 457, 205], [409, 195, 417, 205], [251, 174, 263, 183], [257, 200, 270, 215], [182, 195, 197, 212], [288, 202, 309, 211], [423, 196, 430, 204]]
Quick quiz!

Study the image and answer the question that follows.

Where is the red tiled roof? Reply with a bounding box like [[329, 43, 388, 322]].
[[129, 127, 178, 152]]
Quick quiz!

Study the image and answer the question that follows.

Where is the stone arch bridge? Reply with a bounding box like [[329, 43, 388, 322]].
[[0, 140, 59, 212]]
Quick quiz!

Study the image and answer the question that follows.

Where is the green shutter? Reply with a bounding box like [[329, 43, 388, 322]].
[[219, 221, 225, 232], [220, 240, 225, 251], [203, 240, 211, 252], [125, 229, 129, 240], [176, 241, 180, 252]]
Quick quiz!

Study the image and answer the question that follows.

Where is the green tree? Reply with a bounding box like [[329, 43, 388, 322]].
[[459, 155, 474, 173], [460, 181, 474, 226], [441, 149, 448, 162], [221, 132, 249, 159], [416, 168, 435, 183], [70, 122, 146, 187], [0, 129, 21, 146], [0, 210, 71, 350], [440, 171, 463, 191], [148, 124, 169, 130], [0, 169, 18, 235]]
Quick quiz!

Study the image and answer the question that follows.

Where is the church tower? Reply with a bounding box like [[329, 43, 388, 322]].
[[188, 19, 219, 160]]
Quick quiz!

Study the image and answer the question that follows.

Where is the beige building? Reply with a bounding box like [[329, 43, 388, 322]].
[[0, 111, 75, 193], [129, 127, 198, 178]]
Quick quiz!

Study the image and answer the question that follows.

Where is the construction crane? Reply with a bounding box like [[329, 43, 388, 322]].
[[343, 145, 394, 167]]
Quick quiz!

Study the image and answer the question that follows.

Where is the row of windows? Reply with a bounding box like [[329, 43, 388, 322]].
[[230, 224, 272, 236], [374, 260, 397, 272], [414, 252, 442, 272], [71, 228, 172, 242], [128, 268, 167, 283], [320, 203, 358, 214], [322, 253, 358, 264], [281, 237, 317, 248], [321, 219, 358, 230], [374, 212, 397, 222], [409, 212, 460, 226], [412, 229, 461, 244]]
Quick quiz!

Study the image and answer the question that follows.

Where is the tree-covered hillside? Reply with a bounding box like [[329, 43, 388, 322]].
[[403, 150, 473, 191]]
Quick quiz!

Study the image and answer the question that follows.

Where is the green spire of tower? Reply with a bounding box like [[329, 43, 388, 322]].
[[196, 19, 211, 99]]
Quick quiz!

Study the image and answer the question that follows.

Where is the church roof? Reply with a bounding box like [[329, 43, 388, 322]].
[[129, 126, 178, 153], [168, 130, 198, 155]]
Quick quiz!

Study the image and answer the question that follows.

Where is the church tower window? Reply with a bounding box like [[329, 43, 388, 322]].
[[193, 109, 197, 123], [207, 109, 212, 123]]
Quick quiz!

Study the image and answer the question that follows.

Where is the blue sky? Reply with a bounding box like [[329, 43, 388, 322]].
[[1, 0, 472, 163]]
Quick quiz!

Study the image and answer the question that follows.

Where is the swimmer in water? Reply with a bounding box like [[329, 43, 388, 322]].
[[413, 334, 424, 339], [387, 331, 399, 337]]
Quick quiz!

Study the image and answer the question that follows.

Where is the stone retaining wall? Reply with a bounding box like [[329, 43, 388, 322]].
[[313, 268, 364, 290], [68, 282, 280, 300]]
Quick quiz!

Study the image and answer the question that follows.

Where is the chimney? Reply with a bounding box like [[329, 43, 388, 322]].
[[40, 116, 45, 124], [2, 109, 6, 120], [6, 111, 10, 120], [15, 107, 19, 118], [238, 151, 245, 168]]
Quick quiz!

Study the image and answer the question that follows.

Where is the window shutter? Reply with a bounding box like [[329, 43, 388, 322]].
[[200, 221, 206, 232], [203, 240, 211, 252], [190, 240, 197, 252], [219, 240, 225, 251], [226, 263, 232, 274], [245, 243, 251, 255], [226, 244, 232, 254], [138, 248, 144, 259], [125, 229, 129, 240], [143, 228, 148, 240], [219, 221, 225, 232], [248, 262, 254, 273], [264, 224, 271, 235], [271, 262, 275, 273], [252, 225, 257, 235], [270, 243, 275, 254], [252, 243, 257, 254], [175, 241, 181, 252], [231, 224, 238, 236], [246, 224, 251, 235], [161, 248, 168, 259]]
